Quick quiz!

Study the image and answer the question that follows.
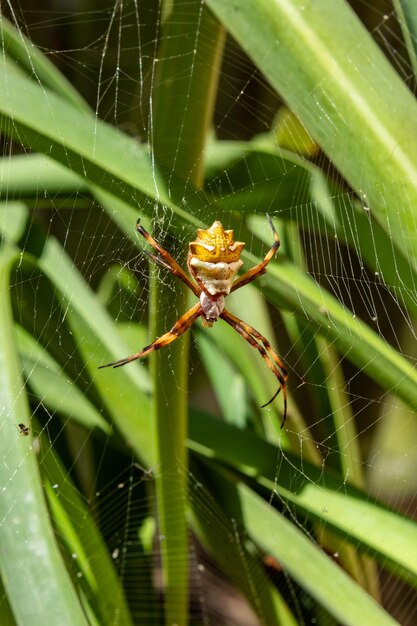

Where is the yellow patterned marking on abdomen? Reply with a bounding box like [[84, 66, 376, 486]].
[[189, 221, 245, 263]]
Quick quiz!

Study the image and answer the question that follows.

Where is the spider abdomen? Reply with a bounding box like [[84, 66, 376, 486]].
[[200, 291, 225, 322], [189, 258, 242, 296]]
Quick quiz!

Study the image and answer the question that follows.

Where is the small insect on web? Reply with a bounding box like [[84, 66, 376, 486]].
[[16, 423, 30, 436], [99, 215, 288, 427]]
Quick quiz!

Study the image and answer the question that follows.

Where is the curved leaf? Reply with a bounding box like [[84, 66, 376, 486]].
[[0, 243, 89, 626], [206, 0, 417, 266]]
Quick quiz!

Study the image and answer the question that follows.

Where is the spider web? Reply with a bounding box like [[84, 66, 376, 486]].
[[1, 1, 417, 625]]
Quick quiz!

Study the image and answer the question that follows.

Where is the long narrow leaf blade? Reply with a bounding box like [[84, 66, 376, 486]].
[[189, 411, 417, 584], [235, 480, 398, 626], [0, 244, 89, 625], [206, 0, 417, 267]]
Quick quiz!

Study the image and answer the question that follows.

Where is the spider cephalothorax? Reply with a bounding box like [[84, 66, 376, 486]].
[[100, 215, 288, 426]]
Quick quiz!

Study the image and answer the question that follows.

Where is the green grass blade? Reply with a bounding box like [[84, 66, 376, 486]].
[[206, 0, 417, 267], [190, 463, 298, 625], [196, 331, 248, 427], [188, 411, 417, 585], [393, 0, 417, 79], [40, 434, 133, 626], [16, 325, 111, 434], [0, 244, 89, 625], [0, 16, 89, 112], [262, 257, 417, 414], [206, 140, 417, 320], [234, 480, 398, 626], [0, 57, 170, 214], [13, 238, 155, 466], [149, 4, 225, 625], [315, 336, 363, 484], [0, 201, 28, 240], [0, 154, 89, 201]]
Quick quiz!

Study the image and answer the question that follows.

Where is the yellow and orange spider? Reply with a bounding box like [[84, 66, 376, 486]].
[[100, 215, 288, 426]]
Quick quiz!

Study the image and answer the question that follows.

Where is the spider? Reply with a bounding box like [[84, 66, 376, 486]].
[[99, 215, 288, 426]]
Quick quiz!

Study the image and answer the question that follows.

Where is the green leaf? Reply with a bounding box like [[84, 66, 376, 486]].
[[190, 462, 298, 625], [0, 16, 89, 111], [0, 243, 88, 625], [0, 154, 89, 201], [272, 107, 319, 157], [16, 325, 111, 434], [0, 57, 168, 214], [148, 5, 226, 625], [0, 201, 28, 241], [233, 479, 398, 626], [393, 0, 417, 79], [40, 434, 133, 626], [36, 238, 155, 461], [197, 330, 248, 427], [188, 411, 417, 585], [206, 0, 417, 267]]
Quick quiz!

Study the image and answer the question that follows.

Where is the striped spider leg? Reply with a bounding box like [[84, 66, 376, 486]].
[[231, 214, 280, 292], [99, 216, 288, 426], [135, 219, 200, 297], [226, 214, 288, 425], [220, 310, 288, 427], [99, 302, 202, 368]]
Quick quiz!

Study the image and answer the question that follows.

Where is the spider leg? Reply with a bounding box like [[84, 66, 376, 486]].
[[141, 249, 181, 274], [99, 302, 202, 369], [136, 218, 200, 297], [221, 308, 288, 428], [231, 214, 280, 293]]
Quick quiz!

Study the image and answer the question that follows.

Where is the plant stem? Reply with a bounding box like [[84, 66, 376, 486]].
[[149, 3, 225, 624]]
